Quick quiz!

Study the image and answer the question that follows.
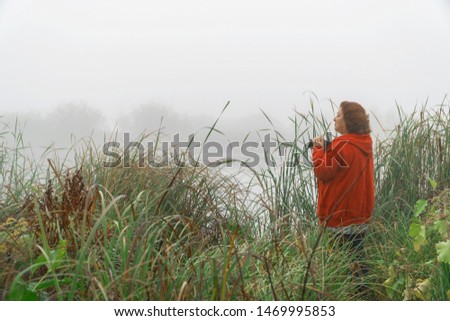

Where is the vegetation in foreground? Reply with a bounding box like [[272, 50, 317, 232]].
[[1, 102, 449, 300]]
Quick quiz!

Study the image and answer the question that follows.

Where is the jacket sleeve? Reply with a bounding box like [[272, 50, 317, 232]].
[[312, 141, 351, 182]]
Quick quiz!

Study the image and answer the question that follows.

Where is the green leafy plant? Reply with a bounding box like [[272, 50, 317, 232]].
[[382, 186, 450, 301], [406, 191, 449, 300], [436, 241, 450, 264]]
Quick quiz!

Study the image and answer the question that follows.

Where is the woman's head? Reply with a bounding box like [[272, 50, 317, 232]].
[[334, 101, 371, 134]]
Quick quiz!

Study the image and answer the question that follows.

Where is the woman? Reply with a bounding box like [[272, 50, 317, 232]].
[[312, 101, 374, 276]]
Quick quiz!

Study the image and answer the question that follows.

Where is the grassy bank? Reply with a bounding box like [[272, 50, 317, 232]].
[[1, 103, 449, 300]]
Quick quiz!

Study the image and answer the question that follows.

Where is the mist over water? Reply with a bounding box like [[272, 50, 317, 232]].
[[0, 96, 445, 175], [0, 99, 425, 159]]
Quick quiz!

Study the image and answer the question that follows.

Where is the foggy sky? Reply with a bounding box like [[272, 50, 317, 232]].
[[1, 0, 450, 152]]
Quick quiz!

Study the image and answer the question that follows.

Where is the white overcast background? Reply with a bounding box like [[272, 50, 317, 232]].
[[0, 0, 450, 150]]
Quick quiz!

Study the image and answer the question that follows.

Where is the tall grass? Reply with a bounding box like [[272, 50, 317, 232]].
[[375, 101, 450, 219], [1, 100, 449, 300]]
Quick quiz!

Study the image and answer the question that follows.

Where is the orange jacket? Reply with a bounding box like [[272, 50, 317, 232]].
[[312, 133, 374, 227]]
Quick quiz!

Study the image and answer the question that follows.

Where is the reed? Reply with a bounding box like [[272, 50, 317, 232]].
[[1, 100, 449, 300]]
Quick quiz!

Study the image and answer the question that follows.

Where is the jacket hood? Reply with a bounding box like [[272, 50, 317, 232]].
[[334, 133, 373, 156]]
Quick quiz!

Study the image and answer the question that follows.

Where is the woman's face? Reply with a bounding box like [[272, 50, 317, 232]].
[[334, 107, 348, 134]]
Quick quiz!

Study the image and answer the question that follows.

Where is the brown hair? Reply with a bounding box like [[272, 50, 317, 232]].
[[340, 101, 371, 134]]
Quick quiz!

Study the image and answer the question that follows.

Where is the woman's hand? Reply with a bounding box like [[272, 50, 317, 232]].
[[313, 136, 325, 148]]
